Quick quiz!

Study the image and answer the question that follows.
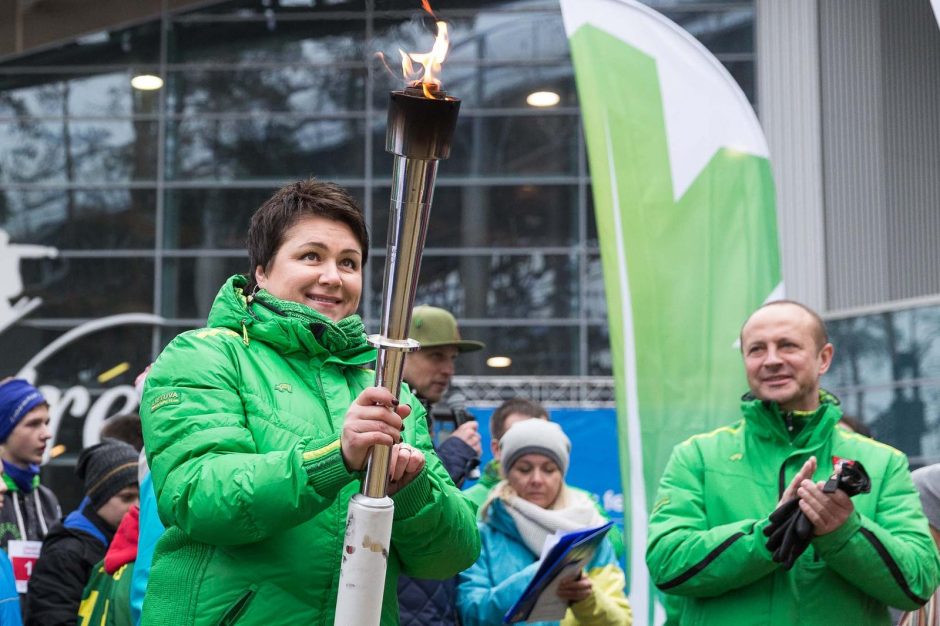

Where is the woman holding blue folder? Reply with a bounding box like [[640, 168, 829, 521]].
[[457, 419, 631, 625]]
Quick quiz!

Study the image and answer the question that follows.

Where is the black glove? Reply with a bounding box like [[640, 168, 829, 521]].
[[764, 496, 814, 569], [763, 460, 871, 569]]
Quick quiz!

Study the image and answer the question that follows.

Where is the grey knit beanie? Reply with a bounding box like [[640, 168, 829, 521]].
[[912, 464, 940, 530], [499, 419, 571, 476], [76, 439, 139, 510]]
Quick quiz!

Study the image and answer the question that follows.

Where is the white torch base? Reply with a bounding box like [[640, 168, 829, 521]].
[[334, 493, 395, 626]]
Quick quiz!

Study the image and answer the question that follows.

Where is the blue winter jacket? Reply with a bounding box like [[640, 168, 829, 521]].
[[0, 549, 21, 625], [131, 471, 163, 626], [457, 497, 631, 626]]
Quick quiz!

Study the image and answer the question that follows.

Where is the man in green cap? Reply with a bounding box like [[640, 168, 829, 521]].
[[402, 304, 484, 485], [399, 304, 483, 626]]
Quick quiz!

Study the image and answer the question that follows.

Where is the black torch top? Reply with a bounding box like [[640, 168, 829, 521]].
[[386, 86, 461, 160]]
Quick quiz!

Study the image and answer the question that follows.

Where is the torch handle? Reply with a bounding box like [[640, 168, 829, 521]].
[[361, 155, 439, 498]]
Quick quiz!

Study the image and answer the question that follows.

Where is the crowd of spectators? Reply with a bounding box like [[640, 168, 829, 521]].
[[1, 180, 938, 626]]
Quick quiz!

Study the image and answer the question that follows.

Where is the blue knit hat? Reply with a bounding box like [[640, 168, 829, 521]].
[[0, 379, 46, 443]]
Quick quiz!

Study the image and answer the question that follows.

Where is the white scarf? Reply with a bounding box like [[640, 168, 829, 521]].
[[486, 481, 607, 556]]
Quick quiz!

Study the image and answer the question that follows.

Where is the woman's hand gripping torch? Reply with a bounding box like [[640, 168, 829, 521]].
[[333, 45, 460, 626]]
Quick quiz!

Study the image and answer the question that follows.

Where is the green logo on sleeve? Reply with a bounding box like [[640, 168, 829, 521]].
[[150, 391, 181, 413]]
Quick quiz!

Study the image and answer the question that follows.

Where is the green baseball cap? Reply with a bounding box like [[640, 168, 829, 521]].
[[410, 305, 485, 352]]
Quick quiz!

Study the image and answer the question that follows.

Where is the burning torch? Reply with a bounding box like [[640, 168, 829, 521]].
[[333, 16, 460, 626]]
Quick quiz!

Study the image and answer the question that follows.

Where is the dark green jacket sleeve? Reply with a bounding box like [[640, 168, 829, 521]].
[[142, 332, 358, 546], [389, 396, 481, 580], [813, 451, 940, 610], [646, 442, 778, 597]]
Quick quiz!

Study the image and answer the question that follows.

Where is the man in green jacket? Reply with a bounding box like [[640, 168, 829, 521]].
[[646, 300, 940, 625]]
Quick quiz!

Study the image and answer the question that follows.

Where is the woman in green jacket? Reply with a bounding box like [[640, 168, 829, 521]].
[[140, 179, 480, 625]]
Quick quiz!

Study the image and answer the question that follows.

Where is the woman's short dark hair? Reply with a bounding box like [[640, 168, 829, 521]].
[[490, 397, 549, 441], [245, 179, 369, 292]]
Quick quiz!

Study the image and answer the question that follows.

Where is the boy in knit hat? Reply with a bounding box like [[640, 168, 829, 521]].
[[25, 439, 139, 626], [0, 379, 61, 553]]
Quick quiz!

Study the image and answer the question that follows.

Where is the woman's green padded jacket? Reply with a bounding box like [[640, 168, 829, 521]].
[[140, 275, 480, 625]]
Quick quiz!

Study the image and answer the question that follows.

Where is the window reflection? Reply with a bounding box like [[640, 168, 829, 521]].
[[168, 118, 365, 181], [163, 186, 365, 249], [0, 120, 158, 184], [584, 255, 607, 321], [161, 257, 248, 320], [663, 9, 755, 55], [371, 113, 580, 178], [588, 325, 613, 376], [169, 18, 366, 64], [371, 184, 580, 248], [20, 256, 154, 319], [0, 72, 158, 118], [380, 253, 579, 320], [372, 11, 569, 70], [721, 61, 755, 104], [0, 189, 155, 249], [454, 325, 581, 376], [167, 67, 367, 114], [825, 305, 940, 462]]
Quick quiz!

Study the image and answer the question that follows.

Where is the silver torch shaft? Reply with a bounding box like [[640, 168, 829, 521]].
[[334, 86, 460, 626]]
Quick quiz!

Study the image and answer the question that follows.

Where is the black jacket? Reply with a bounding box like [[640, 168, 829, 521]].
[[0, 483, 61, 551], [25, 499, 113, 626], [398, 396, 479, 626]]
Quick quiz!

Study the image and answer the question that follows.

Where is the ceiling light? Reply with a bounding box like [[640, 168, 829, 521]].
[[486, 356, 512, 368], [131, 74, 164, 91], [526, 91, 560, 108]]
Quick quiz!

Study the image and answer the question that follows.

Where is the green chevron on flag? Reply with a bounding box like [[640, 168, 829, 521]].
[[560, 1, 782, 624]]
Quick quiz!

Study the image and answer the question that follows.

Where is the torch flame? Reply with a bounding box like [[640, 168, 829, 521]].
[[398, 20, 449, 99]]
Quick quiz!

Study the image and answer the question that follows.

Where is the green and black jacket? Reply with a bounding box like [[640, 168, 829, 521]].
[[646, 394, 940, 626], [140, 275, 480, 626]]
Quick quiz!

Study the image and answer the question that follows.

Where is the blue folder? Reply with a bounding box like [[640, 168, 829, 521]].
[[503, 521, 614, 624]]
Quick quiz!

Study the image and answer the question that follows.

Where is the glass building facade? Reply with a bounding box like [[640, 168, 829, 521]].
[[0, 0, 756, 385], [2, 0, 936, 490], [825, 303, 940, 467]]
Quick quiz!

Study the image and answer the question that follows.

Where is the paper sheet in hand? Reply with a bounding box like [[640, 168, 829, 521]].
[[503, 521, 613, 624]]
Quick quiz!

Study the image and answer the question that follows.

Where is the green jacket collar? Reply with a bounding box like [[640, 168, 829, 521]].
[[1, 472, 39, 493], [741, 389, 842, 448], [206, 275, 375, 364], [479, 459, 502, 489]]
